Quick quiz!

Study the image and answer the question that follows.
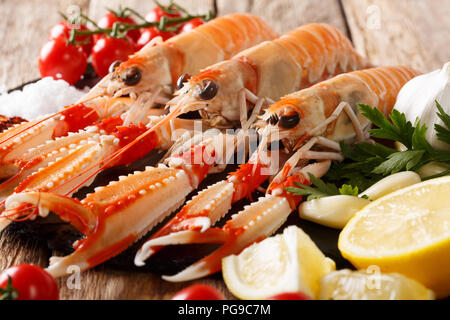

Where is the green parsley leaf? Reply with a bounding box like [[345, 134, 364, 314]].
[[307, 173, 340, 195], [285, 174, 362, 200], [284, 184, 329, 200], [284, 173, 339, 200], [338, 184, 359, 196], [372, 150, 425, 175], [360, 104, 414, 148], [434, 100, 450, 146]]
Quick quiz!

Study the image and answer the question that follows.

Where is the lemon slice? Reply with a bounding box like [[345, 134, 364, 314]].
[[319, 269, 434, 300], [222, 226, 335, 299], [339, 176, 450, 298]]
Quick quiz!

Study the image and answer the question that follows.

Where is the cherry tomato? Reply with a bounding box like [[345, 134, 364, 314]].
[[38, 37, 87, 85], [0, 264, 59, 300], [49, 21, 93, 55], [145, 5, 181, 22], [172, 284, 224, 300], [179, 18, 204, 33], [91, 36, 135, 77], [135, 27, 176, 50], [267, 292, 312, 300], [96, 12, 140, 42]]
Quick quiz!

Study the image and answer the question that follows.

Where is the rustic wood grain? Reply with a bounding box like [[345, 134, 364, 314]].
[[0, 0, 90, 89], [57, 266, 234, 300], [341, 0, 450, 72], [217, 0, 349, 35]]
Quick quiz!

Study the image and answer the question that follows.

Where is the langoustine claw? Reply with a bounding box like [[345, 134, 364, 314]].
[[2, 132, 240, 277]]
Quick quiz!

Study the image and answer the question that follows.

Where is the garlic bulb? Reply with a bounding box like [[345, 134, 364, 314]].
[[394, 62, 450, 150]]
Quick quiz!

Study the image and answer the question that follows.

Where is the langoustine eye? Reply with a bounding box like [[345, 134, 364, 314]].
[[176, 73, 191, 90], [198, 80, 218, 100], [121, 66, 142, 86], [279, 112, 300, 129], [109, 60, 122, 73]]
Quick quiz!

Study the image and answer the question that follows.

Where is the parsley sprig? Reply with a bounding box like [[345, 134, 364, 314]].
[[286, 101, 450, 197], [284, 173, 360, 201], [326, 102, 450, 190]]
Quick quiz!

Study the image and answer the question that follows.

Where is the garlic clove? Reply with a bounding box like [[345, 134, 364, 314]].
[[394, 141, 407, 151], [299, 195, 370, 229], [394, 62, 450, 151], [417, 161, 450, 179], [360, 171, 421, 200]]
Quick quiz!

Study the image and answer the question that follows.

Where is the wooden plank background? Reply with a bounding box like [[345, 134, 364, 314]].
[[0, 0, 449, 299]]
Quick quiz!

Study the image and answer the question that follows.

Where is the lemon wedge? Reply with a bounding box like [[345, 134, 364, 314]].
[[319, 269, 434, 300], [222, 225, 335, 300], [339, 176, 450, 298]]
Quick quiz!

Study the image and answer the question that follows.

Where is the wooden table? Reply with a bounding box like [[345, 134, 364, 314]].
[[0, 0, 449, 299]]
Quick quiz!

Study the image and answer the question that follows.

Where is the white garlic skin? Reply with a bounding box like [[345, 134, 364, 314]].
[[394, 62, 450, 151]]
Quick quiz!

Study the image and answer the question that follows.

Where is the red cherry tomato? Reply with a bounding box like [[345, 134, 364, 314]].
[[172, 284, 224, 300], [0, 264, 59, 300], [267, 292, 312, 300], [38, 37, 87, 85], [49, 21, 93, 55], [145, 6, 181, 22], [95, 12, 140, 42], [91, 36, 135, 78], [179, 18, 204, 33], [135, 27, 176, 50]]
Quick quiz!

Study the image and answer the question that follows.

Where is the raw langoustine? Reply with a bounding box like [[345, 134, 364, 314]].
[[0, 14, 277, 202]]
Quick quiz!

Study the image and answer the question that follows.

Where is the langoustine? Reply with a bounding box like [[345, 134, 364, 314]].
[[134, 65, 421, 282], [0, 14, 276, 185], [0, 14, 277, 204]]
